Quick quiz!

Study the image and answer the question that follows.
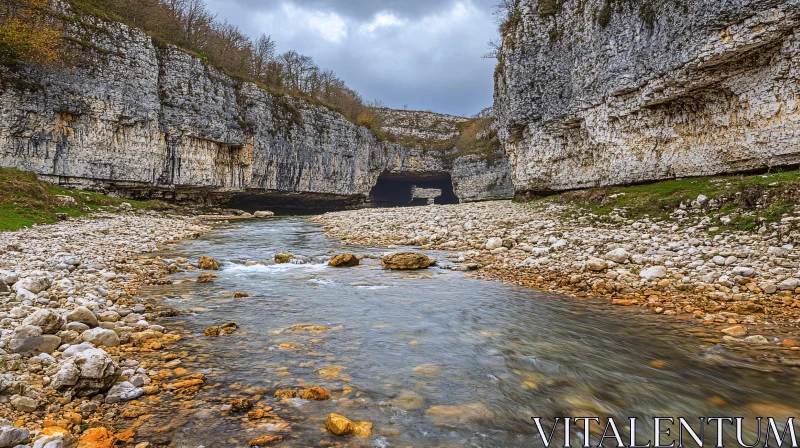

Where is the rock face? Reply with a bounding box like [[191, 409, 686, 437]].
[[495, 0, 800, 195], [0, 7, 510, 208]]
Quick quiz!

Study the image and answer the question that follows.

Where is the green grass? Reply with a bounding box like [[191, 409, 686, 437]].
[[0, 167, 164, 232], [537, 169, 800, 230]]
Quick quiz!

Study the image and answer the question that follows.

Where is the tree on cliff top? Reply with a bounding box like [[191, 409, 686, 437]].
[[0, 0, 62, 65]]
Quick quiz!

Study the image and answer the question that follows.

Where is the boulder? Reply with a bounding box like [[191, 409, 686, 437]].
[[0, 270, 18, 285], [382, 252, 434, 270], [300, 386, 330, 401], [778, 278, 800, 291], [604, 248, 630, 263], [0, 426, 30, 447], [198, 256, 220, 270], [11, 396, 37, 413], [67, 307, 98, 328], [254, 211, 275, 218], [81, 328, 120, 347], [640, 266, 668, 280], [585, 258, 608, 272], [275, 252, 293, 264], [485, 237, 503, 250], [329, 254, 359, 268], [8, 326, 61, 355], [13, 276, 51, 294], [326, 413, 372, 438], [62, 342, 96, 358], [50, 348, 119, 397], [22, 309, 64, 334]]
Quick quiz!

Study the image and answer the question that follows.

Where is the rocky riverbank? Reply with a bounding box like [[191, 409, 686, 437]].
[[0, 210, 211, 447], [312, 200, 800, 350]]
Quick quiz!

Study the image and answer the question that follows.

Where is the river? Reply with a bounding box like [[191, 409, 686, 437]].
[[128, 218, 800, 447]]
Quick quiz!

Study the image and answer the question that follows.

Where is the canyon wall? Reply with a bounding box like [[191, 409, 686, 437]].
[[495, 0, 800, 196], [0, 11, 511, 208]]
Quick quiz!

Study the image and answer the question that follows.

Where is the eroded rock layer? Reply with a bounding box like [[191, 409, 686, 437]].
[[495, 0, 800, 195], [0, 12, 511, 207]]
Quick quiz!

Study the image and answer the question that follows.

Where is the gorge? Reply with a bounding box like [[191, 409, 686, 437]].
[[0, 9, 512, 211]]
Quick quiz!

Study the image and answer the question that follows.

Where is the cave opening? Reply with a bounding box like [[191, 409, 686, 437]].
[[369, 172, 459, 207]]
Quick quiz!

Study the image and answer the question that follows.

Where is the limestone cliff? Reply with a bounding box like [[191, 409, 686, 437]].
[[495, 0, 800, 196], [0, 10, 510, 208]]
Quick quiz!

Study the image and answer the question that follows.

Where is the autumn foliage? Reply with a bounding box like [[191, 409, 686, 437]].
[[0, 0, 62, 65]]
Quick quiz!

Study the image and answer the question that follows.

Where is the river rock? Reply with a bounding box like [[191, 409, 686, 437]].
[[778, 278, 800, 291], [8, 326, 61, 355], [105, 381, 144, 403], [62, 342, 96, 358], [732, 267, 755, 278], [254, 211, 275, 218], [50, 348, 119, 397], [0, 426, 30, 447], [204, 322, 238, 337], [11, 396, 37, 413], [640, 266, 668, 280], [13, 276, 51, 294], [197, 273, 219, 284], [275, 252, 293, 264], [81, 328, 120, 347], [329, 254, 359, 267], [390, 390, 425, 411], [426, 403, 494, 428], [299, 386, 330, 401], [0, 271, 18, 286], [325, 413, 372, 438], [22, 309, 65, 334], [0, 280, 7, 294], [198, 256, 220, 270], [721, 325, 748, 337], [486, 237, 503, 250], [585, 258, 608, 272], [67, 307, 99, 328], [382, 252, 434, 270], [604, 248, 630, 263]]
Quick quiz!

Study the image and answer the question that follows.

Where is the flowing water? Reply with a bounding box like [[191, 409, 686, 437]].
[[133, 218, 800, 447]]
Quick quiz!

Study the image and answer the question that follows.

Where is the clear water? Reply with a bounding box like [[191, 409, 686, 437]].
[[130, 218, 800, 447]]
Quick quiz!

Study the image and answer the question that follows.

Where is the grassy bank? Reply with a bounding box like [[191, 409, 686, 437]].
[[535, 169, 800, 231], [0, 167, 162, 231]]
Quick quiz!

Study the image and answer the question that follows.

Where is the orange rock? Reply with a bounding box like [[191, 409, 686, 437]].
[[115, 428, 136, 442], [78, 428, 115, 448], [274, 389, 297, 399], [782, 339, 797, 347], [169, 379, 204, 389], [326, 413, 372, 438], [300, 386, 330, 401], [248, 435, 282, 446]]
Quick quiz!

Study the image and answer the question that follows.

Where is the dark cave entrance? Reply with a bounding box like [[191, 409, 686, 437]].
[[369, 172, 459, 207]]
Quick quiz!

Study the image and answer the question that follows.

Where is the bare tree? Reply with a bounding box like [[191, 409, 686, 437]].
[[252, 34, 276, 79]]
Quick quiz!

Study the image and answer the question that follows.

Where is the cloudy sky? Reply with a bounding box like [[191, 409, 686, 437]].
[[205, 0, 500, 117]]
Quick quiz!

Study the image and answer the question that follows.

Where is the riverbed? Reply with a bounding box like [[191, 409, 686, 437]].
[[133, 218, 800, 447]]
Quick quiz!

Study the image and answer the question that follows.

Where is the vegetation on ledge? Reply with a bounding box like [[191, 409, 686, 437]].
[[0, 168, 165, 232], [526, 169, 800, 232]]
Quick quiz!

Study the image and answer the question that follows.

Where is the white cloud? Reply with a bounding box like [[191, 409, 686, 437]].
[[360, 12, 406, 34], [281, 3, 348, 43]]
